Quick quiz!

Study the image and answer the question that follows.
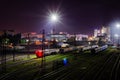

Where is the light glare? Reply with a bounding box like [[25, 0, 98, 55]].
[[47, 10, 62, 24], [116, 23, 120, 28], [50, 13, 58, 22]]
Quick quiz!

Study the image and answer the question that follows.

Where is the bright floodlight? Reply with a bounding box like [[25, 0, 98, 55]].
[[47, 10, 61, 24], [50, 13, 58, 22], [116, 23, 120, 28], [49, 13, 60, 23], [114, 34, 119, 38]]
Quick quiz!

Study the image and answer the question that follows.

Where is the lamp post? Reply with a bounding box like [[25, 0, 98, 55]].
[[114, 34, 119, 46], [27, 33, 30, 59], [115, 23, 120, 46], [112, 22, 120, 45], [41, 29, 46, 72], [49, 12, 60, 34], [48, 11, 61, 49], [1, 30, 7, 73]]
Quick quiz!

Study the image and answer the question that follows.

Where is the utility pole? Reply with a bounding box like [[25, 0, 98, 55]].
[[1, 44, 7, 73], [13, 45, 15, 62], [117, 36, 119, 47], [1, 30, 7, 73], [74, 33, 77, 60], [11, 30, 15, 62], [27, 33, 30, 59], [41, 29, 46, 73], [74, 33, 76, 46]]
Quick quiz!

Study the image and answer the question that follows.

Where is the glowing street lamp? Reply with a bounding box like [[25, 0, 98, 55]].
[[114, 34, 119, 46], [50, 13, 59, 34], [115, 23, 120, 46], [48, 11, 60, 23], [46, 10, 62, 48], [50, 13, 59, 23], [110, 22, 120, 44], [47, 10, 61, 34], [116, 23, 120, 28]]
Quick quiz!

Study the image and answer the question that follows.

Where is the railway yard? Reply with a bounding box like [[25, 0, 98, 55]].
[[0, 46, 120, 80]]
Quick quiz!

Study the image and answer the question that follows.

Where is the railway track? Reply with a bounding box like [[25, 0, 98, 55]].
[[34, 49, 110, 80], [78, 54, 113, 80], [0, 63, 40, 80], [0, 53, 35, 62], [0, 56, 37, 70], [0, 55, 66, 80], [1, 47, 116, 80], [0, 58, 42, 80], [110, 53, 120, 80], [0, 54, 60, 70], [51, 49, 115, 80], [92, 52, 120, 80], [34, 66, 69, 80], [55, 71, 71, 80], [57, 50, 113, 80]]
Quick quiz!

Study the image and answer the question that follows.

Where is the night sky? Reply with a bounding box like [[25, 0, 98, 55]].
[[0, 0, 120, 35]]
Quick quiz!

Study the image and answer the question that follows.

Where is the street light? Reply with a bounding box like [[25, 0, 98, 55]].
[[110, 22, 120, 45], [50, 13, 59, 34], [50, 13, 59, 23], [116, 23, 120, 28], [114, 34, 119, 46], [48, 11, 60, 23], [115, 22, 120, 45], [47, 10, 61, 34]]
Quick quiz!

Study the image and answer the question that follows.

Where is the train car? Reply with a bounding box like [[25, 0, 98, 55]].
[[92, 45, 108, 53], [44, 49, 59, 55]]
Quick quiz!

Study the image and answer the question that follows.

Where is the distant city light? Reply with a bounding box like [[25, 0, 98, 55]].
[[114, 34, 119, 38], [26, 39, 29, 42]]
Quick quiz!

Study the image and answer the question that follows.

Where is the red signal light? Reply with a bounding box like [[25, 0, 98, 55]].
[[35, 50, 43, 58]]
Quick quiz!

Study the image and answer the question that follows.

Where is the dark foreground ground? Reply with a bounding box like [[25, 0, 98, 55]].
[[0, 48, 120, 80]]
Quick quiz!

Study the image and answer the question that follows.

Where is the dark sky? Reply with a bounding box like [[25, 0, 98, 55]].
[[0, 0, 120, 35]]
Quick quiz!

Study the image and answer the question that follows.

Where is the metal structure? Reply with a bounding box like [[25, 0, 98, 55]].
[[1, 30, 7, 73], [27, 33, 30, 59], [41, 29, 46, 73]]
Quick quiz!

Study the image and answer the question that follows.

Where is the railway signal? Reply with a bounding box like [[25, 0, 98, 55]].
[[63, 58, 68, 65], [40, 29, 46, 73], [35, 50, 43, 58]]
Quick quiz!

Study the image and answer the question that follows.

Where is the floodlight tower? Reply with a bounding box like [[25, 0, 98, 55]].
[[114, 34, 119, 46], [115, 23, 120, 45], [49, 12, 60, 34]]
